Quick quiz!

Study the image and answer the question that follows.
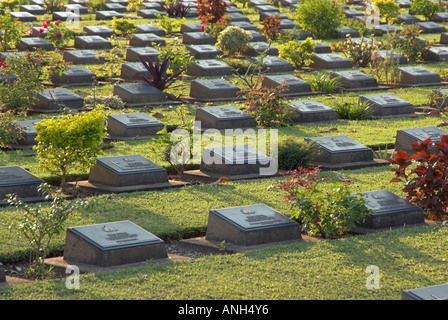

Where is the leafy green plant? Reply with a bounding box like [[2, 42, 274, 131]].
[[42, 0, 64, 13], [411, 0, 442, 21], [34, 107, 107, 191], [156, 38, 196, 74], [84, 94, 125, 109], [0, 0, 21, 11], [278, 38, 316, 69], [333, 100, 374, 120], [395, 25, 430, 63], [201, 14, 231, 38], [390, 135, 448, 221], [277, 139, 320, 170], [112, 17, 137, 37], [332, 36, 379, 68], [295, 0, 342, 39], [260, 15, 282, 41], [373, 0, 400, 24], [242, 80, 291, 127], [368, 50, 401, 86], [0, 14, 24, 51], [0, 111, 23, 149], [308, 72, 342, 94], [276, 167, 373, 238], [6, 183, 94, 279], [42, 20, 74, 49], [216, 25, 253, 56], [155, 14, 185, 34], [126, 0, 144, 12], [99, 36, 125, 78]]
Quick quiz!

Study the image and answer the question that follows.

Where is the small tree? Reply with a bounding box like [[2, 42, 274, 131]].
[[373, 0, 400, 24], [295, 0, 342, 39], [34, 107, 107, 191], [6, 183, 93, 279], [278, 38, 316, 69]]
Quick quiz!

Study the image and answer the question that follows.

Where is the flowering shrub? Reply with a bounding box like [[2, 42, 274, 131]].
[[276, 167, 373, 238], [394, 25, 430, 63], [242, 80, 291, 127], [201, 15, 231, 38], [216, 25, 253, 56], [112, 17, 137, 36], [197, 0, 229, 24], [28, 20, 73, 49], [373, 0, 400, 24], [332, 36, 379, 68], [390, 135, 448, 222]]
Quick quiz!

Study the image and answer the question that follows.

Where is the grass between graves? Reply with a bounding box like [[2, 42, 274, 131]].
[[0, 223, 447, 300]]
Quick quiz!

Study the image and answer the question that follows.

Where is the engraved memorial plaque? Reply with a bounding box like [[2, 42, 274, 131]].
[[402, 284, 448, 300], [182, 32, 217, 45], [74, 35, 112, 50], [189, 79, 240, 101], [205, 204, 301, 246], [360, 93, 414, 116], [95, 10, 123, 20], [395, 126, 447, 154], [16, 37, 54, 51], [398, 66, 441, 86], [289, 100, 337, 123], [186, 44, 223, 59], [12, 119, 41, 146], [125, 47, 160, 62], [195, 105, 256, 129], [113, 83, 167, 106], [310, 53, 352, 69], [107, 112, 164, 139], [34, 88, 84, 112], [83, 26, 116, 38], [330, 70, 378, 90], [187, 59, 233, 77], [262, 75, 312, 95], [63, 49, 104, 65], [129, 33, 166, 47], [0, 166, 44, 201]]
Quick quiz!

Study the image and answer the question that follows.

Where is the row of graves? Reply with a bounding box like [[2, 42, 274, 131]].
[[2, 0, 448, 298]]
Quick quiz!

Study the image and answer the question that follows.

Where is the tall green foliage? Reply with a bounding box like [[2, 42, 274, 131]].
[[295, 0, 342, 39]]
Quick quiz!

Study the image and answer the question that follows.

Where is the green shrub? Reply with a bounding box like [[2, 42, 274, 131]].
[[216, 26, 253, 56], [333, 100, 374, 120], [373, 0, 400, 24], [34, 107, 107, 191], [308, 72, 342, 94], [395, 25, 430, 63], [0, 111, 23, 149], [157, 38, 196, 74], [411, 0, 442, 21], [278, 38, 316, 69], [332, 36, 379, 68], [84, 95, 125, 109], [155, 14, 185, 34], [42, 0, 64, 13], [112, 17, 137, 36], [278, 139, 320, 170], [0, 14, 23, 51], [295, 0, 342, 39]]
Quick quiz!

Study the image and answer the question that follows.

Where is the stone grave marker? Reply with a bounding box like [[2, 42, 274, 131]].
[[247, 30, 267, 42], [135, 24, 166, 37], [16, 37, 55, 51], [129, 33, 166, 47], [83, 26, 116, 38], [186, 59, 233, 77], [402, 283, 448, 300], [53, 11, 81, 21], [63, 220, 168, 267], [64, 4, 89, 14], [113, 83, 167, 106], [353, 190, 425, 231], [259, 12, 287, 22], [9, 12, 37, 22], [330, 70, 378, 90], [309, 53, 352, 69], [304, 135, 381, 169], [0, 51, 26, 62], [186, 44, 223, 59], [104, 3, 127, 12], [279, 19, 296, 30], [120, 62, 151, 81], [231, 21, 258, 31], [137, 9, 164, 19], [417, 21, 446, 33], [106, 0, 128, 5], [395, 126, 447, 154], [142, 1, 164, 10], [359, 93, 415, 116], [205, 204, 301, 247], [395, 13, 421, 24], [88, 154, 169, 188], [182, 32, 217, 45], [95, 10, 123, 20], [195, 105, 257, 130], [298, 40, 332, 53], [344, 9, 364, 17], [262, 74, 312, 96], [337, 26, 360, 38], [289, 100, 338, 123], [28, 27, 48, 38], [63, 49, 104, 65], [33, 88, 84, 113], [11, 119, 41, 147], [244, 42, 278, 56], [398, 66, 441, 86], [252, 56, 294, 74], [74, 35, 112, 49], [0, 166, 44, 204], [180, 23, 203, 33], [441, 32, 448, 44], [433, 12, 448, 22], [395, 0, 411, 7], [253, 4, 279, 13], [19, 4, 47, 15], [51, 65, 96, 86], [125, 47, 160, 62], [228, 12, 250, 22], [377, 50, 408, 65], [107, 112, 164, 140], [200, 145, 274, 176], [373, 24, 401, 35], [425, 46, 448, 62], [190, 79, 240, 101]]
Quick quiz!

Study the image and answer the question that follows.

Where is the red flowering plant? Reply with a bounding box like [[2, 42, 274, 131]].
[[276, 166, 373, 238], [29, 20, 73, 49], [390, 135, 448, 222], [200, 14, 231, 37]]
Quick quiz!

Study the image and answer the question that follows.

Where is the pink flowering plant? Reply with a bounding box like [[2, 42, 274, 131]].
[[29, 20, 73, 49], [200, 15, 231, 38]]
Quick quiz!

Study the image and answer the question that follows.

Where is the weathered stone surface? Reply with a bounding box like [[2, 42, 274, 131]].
[[74, 35, 112, 49], [402, 283, 448, 300], [330, 70, 378, 90], [289, 100, 338, 123], [195, 105, 257, 130], [395, 126, 447, 154], [186, 59, 233, 77], [107, 112, 164, 139], [186, 44, 223, 59], [0, 166, 44, 202], [310, 53, 352, 69], [190, 79, 240, 101], [359, 93, 415, 116], [398, 66, 441, 86], [113, 83, 167, 106], [51, 65, 96, 86], [34, 88, 84, 112]]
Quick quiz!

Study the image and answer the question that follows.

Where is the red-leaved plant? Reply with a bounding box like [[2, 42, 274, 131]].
[[389, 135, 448, 221], [136, 54, 185, 91]]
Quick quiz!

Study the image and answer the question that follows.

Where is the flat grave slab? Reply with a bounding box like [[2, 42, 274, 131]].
[[16, 37, 55, 51], [253, 4, 279, 13], [186, 44, 223, 60], [244, 42, 278, 56], [186, 59, 233, 77], [304, 135, 387, 169], [63, 49, 105, 65], [289, 100, 338, 123], [28, 27, 48, 38], [252, 56, 294, 74], [359, 93, 415, 117], [230, 21, 258, 31], [113, 83, 168, 106], [441, 32, 448, 44], [395, 126, 447, 154], [19, 5, 46, 15], [104, 3, 128, 12], [125, 47, 160, 62], [330, 70, 379, 91], [395, 0, 411, 7], [195, 105, 257, 130], [63, 220, 168, 268], [259, 12, 288, 22], [373, 24, 401, 35], [309, 53, 352, 70], [120, 62, 151, 81], [129, 33, 166, 47], [135, 24, 166, 37], [377, 50, 407, 65], [0, 51, 26, 62], [8, 12, 37, 22], [247, 30, 267, 42], [425, 46, 448, 62], [64, 4, 89, 14], [203, 203, 302, 248], [402, 283, 448, 300], [417, 21, 446, 33], [398, 66, 441, 87], [83, 26, 116, 38], [74, 35, 112, 49], [33, 88, 84, 113], [95, 10, 123, 20], [262, 74, 312, 96], [338, 26, 360, 38], [182, 32, 217, 45], [298, 40, 332, 54], [52, 11, 81, 21], [180, 23, 203, 33], [11, 119, 41, 147], [353, 190, 425, 232], [107, 112, 164, 140], [433, 12, 448, 22], [137, 9, 164, 19], [0, 166, 44, 204], [51, 65, 96, 86], [279, 18, 296, 29], [189, 79, 240, 101], [228, 12, 250, 22], [344, 9, 364, 17], [395, 14, 421, 24]]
